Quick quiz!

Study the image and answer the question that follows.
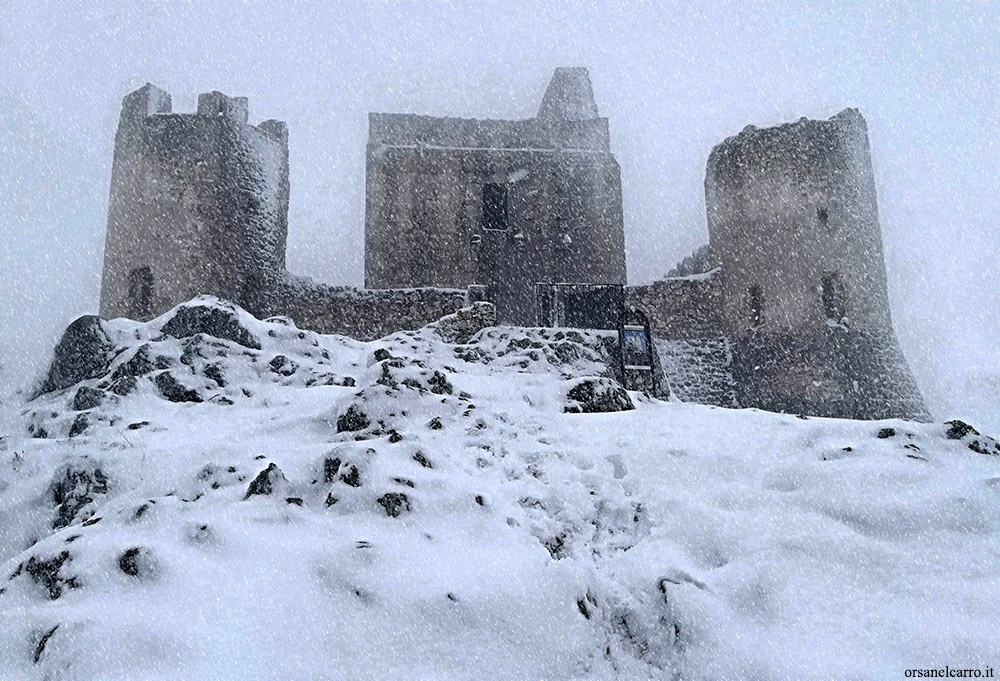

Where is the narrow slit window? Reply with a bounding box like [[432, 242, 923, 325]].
[[481, 183, 508, 231], [128, 266, 154, 319], [748, 284, 764, 328], [821, 272, 846, 320]]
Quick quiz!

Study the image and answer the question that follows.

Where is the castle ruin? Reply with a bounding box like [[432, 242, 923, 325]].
[[365, 67, 625, 325], [99, 68, 929, 421]]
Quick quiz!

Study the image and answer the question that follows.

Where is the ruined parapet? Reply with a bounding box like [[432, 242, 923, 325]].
[[705, 110, 928, 420], [626, 271, 725, 341], [259, 273, 467, 340], [536, 67, 600, 121], [100, 84, 289, 322], [364, 67, 626, 325]]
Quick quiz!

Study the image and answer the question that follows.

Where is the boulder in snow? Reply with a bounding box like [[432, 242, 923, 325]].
[[427, 302, 497, 344], [945, 420, 1000, 456], [38, 316, 114, 395], [71, 386, 106, 411], [563, 377, 634, 414], [160, 300, 261, 350], [244, 463, 290, 499]]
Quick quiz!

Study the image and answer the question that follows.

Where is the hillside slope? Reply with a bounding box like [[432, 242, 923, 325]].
[[1, 298, 997, 680]]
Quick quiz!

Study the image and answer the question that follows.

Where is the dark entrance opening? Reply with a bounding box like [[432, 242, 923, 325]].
[[128, 266, 154, 319], [481, 183, 508, 231]]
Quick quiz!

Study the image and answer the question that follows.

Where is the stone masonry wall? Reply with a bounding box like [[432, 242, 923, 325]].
[[261, 274, 467, 340], [365, 68, 626, 326], [626, 272, 725, 341]]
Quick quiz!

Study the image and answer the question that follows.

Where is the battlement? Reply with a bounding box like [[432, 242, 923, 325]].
[[117, 83, 287, 143]]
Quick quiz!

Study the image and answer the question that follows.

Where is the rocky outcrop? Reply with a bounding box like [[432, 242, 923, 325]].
[[426, 302, 496, 344], [37, 316, 115, 395], [161, 300, 261, 349], [48, 461, 109, 529]]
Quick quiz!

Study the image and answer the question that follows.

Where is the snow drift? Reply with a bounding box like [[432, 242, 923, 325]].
[[0, 297, 997, 680]]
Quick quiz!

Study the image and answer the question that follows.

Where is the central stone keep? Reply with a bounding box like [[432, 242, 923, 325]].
[[364, 67, 627, 325]]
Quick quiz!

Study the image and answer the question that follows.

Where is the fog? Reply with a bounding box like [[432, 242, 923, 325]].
[[1, 1, 997, 429]]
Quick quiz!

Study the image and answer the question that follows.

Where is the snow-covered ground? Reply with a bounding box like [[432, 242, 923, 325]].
[[0, 299, 997, 680]]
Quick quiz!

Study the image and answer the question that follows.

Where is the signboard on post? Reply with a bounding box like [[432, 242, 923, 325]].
[[618, 308, 657, 396]]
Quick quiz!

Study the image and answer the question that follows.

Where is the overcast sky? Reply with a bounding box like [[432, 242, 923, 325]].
[[1, 0, 997, 426]]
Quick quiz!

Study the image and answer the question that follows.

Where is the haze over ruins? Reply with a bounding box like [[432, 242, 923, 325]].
[[99, 67, 927, 421]]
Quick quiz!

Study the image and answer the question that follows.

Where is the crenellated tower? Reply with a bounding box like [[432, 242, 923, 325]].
[[100, 84, 289, 321]]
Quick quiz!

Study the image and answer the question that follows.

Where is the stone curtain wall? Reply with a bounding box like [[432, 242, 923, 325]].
[[262, 275, 467, 340], [654, 338, 738, 408], [625, 273, 725, 341]]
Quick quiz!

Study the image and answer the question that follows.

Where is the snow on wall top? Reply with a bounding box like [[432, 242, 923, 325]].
[[368, 68, 610, 152]]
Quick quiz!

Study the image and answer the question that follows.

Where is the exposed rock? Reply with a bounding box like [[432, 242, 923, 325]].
[[877, 428, 896, 439], [161, 302, 261, 349], [945, 420, 978, 440], [38, 316, 114, 395], [109, 376, 138, 396], [111, 345, 156, 381], [33, 625, 59, 664], [244, 463, 288, 499], [564, 377, 634, 414], [72, 386, 106, 411], [367, 348, 396, 366], [154, 372, 203, 403], [455, 327, 618, 380], [323, 457, 342, 484], [945, 420, 1000, 456], [118, 547, 156, 579], [68, 413, 90, 438], [377, 492, 411, 517], [428, 302, 497, 344], [337, 405, 371, 433], [339, 465, 362, 487], [374, 357, 453, 395], [268, 355, 298, 376], [203, 363, 226, 387], [17, 551, 76, 600], [48, 461, 109, 529]]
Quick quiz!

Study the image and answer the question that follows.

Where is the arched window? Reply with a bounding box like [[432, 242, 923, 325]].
[[748, 284, 764, 328], [128, 266, 154, 319]]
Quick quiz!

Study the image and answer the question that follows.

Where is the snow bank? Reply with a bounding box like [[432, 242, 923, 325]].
[[1, 298, 997, 680]]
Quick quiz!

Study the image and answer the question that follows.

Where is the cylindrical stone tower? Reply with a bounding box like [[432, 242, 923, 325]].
[[705, 109, 928, 420], [100, 84, 289, 321]]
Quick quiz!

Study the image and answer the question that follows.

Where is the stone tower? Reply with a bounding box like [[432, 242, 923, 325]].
[[705, 109, 928, 420], [364, 67, 626, 324], [100, 84, 289, 321]]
